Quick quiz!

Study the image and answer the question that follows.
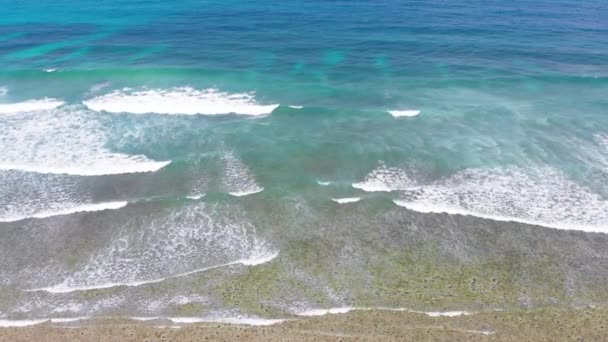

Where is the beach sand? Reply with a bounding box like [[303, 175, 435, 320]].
[[1, 306, 606, 341]]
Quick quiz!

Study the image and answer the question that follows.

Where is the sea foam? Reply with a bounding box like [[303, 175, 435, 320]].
[[352, 162, 418, 192], [296, 307, 354, 316], [388, 109, 420, 117], [221, 152, 264, 196], [295, 306, 475, 318], [0, 98, 64, 114], [0, 319, 48, 327], [394, 167, 608, 233], [0, 317, 90, 327], [28, 203, 278, 293], [168, 316, 285, 326], [83, 87, 279, 116], [596, 133, 608, 151], [0, 201, 128, 223], [33, 250, 279, 294], [0, 106, 170, 176], [331, 197, 361, 204]]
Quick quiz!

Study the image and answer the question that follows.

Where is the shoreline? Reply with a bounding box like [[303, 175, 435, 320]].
[[0, 306, 606, 341]]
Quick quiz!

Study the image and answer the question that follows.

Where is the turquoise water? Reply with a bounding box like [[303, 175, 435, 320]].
[[1, 0, 608, 325]]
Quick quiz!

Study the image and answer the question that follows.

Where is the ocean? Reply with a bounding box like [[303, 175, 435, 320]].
[[1, 0, 608, 326]]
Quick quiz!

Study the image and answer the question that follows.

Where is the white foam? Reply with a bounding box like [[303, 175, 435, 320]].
[[44, 68, 57, 73], [166, 317, 202, 324], [296, 307, 354, 317], [388, 110, 420, 117], [0, 106, 170, 176], [0, 201, 128, 223], [353, 181, 392, 192], [394, 167, 608, 233], [373, 307, 475, 317], [130, 317, 160, 321], [83, 87, 279, 116], [89, 82, 111, 93], [31, 250, 278, 294], [0, 98, 64, 114], [461, 329, 495, 336], [168, 316, 285, 326], [331, 197, 361, 204], [317, 180, 331, 186], [28, 204, 279, 293], [289, 105, 303, 109], [596, 133, 608, 151], [353, 162, 418, 192], [0, 161, 170, 176], [222, 152, 264, 196], [422, 311, 472, 317], [186, 194, 205, 200], [228, 188, 264, 197], [0, 317, 90, 327], [0, 319, 47, 327], [238, 250, 279, 266], [49, 317, 89, 323], [296, 306, 475, 318]]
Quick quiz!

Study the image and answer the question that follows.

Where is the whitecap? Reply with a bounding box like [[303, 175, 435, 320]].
[[0, 201, 128, 223], [331, 197, 361, 204], [228, 188, 264, 197], [388, 109, 420, 117], [186, 194, 205, 200], [0, 98, 64, 114], [44, 68, 57, 73], [288, 105, 303, 109], [0, 106, 170, 176], [0, 161, 169, 176], [317, 180, 331, 186], [394, 167, 608, 233], [352, 162, 418, 192], [83, 87, 279, 116]]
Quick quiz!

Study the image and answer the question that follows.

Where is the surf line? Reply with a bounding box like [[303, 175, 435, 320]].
[[25, 251, 279, 294]]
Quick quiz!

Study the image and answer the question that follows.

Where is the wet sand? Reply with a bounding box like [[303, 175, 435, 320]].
[[1, 306, 606, 341]]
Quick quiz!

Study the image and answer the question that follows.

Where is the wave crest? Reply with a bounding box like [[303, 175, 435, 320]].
[[0, 98, 64, 114], [0, 106, 170, 176], [395, 167, 608, 232], [83, 87, 279, 116]]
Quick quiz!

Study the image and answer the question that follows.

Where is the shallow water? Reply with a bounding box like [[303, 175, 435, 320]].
[[1, 0, 608, 323]]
